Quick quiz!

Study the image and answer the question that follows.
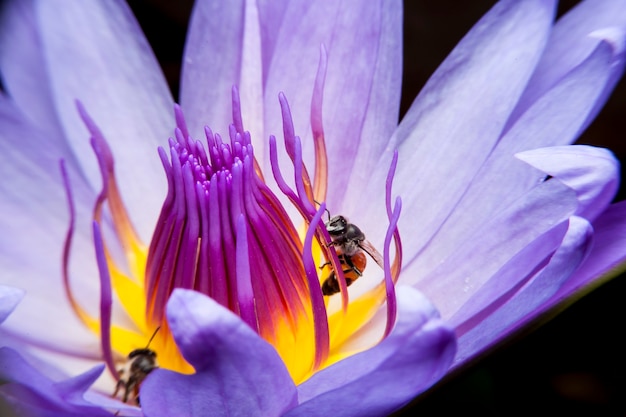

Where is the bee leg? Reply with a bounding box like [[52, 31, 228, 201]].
[[113, 379, 124, 398], [134, 385, 141, 406], [319, 260, 331, 270], [122, 382, 132, 403], [343, 256, 362, 276]]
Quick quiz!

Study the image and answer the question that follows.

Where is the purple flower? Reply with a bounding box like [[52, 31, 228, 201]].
[[1, 0, 625, 416]]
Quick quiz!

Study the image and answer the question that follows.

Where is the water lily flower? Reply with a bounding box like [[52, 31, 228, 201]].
[[1, 0, 626, 416]]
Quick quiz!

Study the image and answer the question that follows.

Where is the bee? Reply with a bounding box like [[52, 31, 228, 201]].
[[321, 215, 382, 296], [325, 215, 365, 256], [321, 251, 367, 296], [113, 327, 160, 405]]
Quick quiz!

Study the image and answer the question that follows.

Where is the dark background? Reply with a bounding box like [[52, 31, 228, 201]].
[[127, 1, 625, 415]]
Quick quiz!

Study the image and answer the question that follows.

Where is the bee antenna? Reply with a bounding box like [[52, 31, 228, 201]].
[[145, 327, 160, 349], [313, 199, 331, 222]]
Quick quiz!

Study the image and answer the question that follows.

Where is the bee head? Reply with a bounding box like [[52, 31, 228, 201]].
[[326, 215, 349, 236], [128, 348, 157, 359]]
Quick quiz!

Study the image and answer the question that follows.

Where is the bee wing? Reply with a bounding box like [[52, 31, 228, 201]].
[[359, 239, 384, 269]]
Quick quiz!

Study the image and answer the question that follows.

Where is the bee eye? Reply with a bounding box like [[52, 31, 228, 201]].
[[326, 215, 349, 234]]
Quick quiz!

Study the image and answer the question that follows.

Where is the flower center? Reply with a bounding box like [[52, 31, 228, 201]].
[[61, 84, 402, 389], [143, 94, 317, 379]]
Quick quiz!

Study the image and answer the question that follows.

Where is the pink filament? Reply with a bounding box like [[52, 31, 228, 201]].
[[59, 160, 79, 323], [311, 44, 329, 203], [383, 150, 402, 337], [303, 203, 331, 369], [145, 92, 314, 351], [235, 215, 258, 332], [383, 198, 401, 338], [92, 221, 118, 379], [269, 135, 307, 217], [386, 151, 403, 282]]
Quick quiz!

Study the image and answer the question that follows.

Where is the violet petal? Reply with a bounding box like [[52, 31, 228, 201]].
[[264, 0, 401, 210], [365, 0, 556, 251], [516, 145, 619, 221], [550, 200, 626, 300], [0, 99, 102, 354], [418, 37, 621, 269], [0, 0, 67, 144], [411, 179, 577, 319], [140, 289, 297, 417], [287, 286, 455, 417], [453, 216, 594, 369], [509, 0, 626, 126], [0, 347, 111, 417], [181, 0, 247, 139], [32, 0, 175, 239], [0, 286, 23, 325], [447, 220, 570, 333], [181, 0, 290, 147]]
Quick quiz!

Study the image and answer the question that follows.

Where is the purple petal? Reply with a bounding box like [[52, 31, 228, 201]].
[[140, 289, 297, 417], [0, 0, 67, 144], [501, 35, 622, 148], [181, 0, 402, 218], [0, 99, 103, 354], [0, 347, 64, 391], [263, 0, 402, 210], [580, 27, 626, 126], [31, 0, 175, 239], [447, 220, 570, 333], [286, 286, 455, 417], [410, 38, 621, 275], [550, 200, 626, 301], [343, 0, 402, 195], [0, 286, 23, 325], [181, 0, 246, 139], [412, 179, 577, 320], [364, 0, 556, 253], [453, 216, 593, 370], [0, 334, 123, 400], [516, 145, 619, 221], [0, 347, 111, 417], [181, 0, 289, 147], [509, 0, 626, 127], [53, 366, 106, 407]]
